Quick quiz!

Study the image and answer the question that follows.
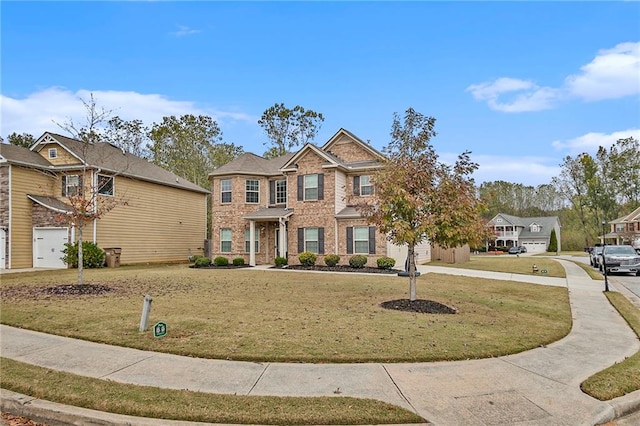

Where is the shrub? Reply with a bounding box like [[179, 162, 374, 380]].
[[191, 254, 205, 263], [274, 256, 288, 267], [377, 256, 396, 269], [213, 256, 229, 266], [232, 257, 245, 266], [298, 251, 317, 266], [61, 241, 105, 268], [324, 254, 340, 267], [349, 255, 368, 268], [194, 257, 212, 268]]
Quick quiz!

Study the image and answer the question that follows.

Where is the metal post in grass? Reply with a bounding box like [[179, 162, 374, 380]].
[[601, 221, 609, 292], [139, 294, 153, 332]]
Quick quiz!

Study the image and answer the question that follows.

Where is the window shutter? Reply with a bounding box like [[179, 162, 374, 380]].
[[298, 228, 304, 253], [369, 226, 376, 254], [346, 227, 353, 254], [353, 176, 360, 196], [61, 175, 67, 196], [297, 175, 303, 201], [318, 174, 324, 200], [318, 227, 325, 254], [269, 181, 275, 205]]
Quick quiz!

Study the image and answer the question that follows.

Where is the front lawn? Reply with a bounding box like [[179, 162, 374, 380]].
[[429, 256, 566, 278]]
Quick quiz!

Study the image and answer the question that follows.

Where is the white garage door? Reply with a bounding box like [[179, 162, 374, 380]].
[[33, 227, 68, 268], [522, 241, 547, 253], [0, 228, 6, 269]]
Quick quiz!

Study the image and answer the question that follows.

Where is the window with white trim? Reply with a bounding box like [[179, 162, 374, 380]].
[[304, 227, 319, 253], [246, 179, 259, 203], [48, 148, 58, 159], [353, 226, 370, 254], [221, 179, 232, 203], [359, 175, 373, 196], [276, 179, 287, 204], [304, 174, 318, 200], [245, 229, 260, 253], [62, 175, 81, 197], [220, 228, 232, 253], [97, 174, 114, 196], [530, 224, 540, 232]]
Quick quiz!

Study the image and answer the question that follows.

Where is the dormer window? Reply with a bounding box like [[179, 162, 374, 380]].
[[48, 148, 57, 159], [530, 224, 540, 232]]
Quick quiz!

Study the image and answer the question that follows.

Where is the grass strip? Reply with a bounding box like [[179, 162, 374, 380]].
[[580, 292, 640, 400], [0, 358, 424, 425], [428, 256, 566, 277]]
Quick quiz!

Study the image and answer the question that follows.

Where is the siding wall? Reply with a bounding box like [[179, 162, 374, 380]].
[[37, 143, 81, 166]]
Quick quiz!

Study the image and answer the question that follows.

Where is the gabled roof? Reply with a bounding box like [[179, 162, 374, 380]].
[[20, 132, 209, 194], [611, 206, 640, 224], [280, 143, 343, 171], [209, 152, 294, 177], [489, 213, 560, 239], [322, 128, 386, 161], [0, 143, 55, 168]]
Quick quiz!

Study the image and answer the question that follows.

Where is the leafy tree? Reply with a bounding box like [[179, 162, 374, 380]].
[[101, 116, 151, 158], [7, 132, 36, 148], [358, 108, 488, 301], [258, 103, 324, 158], [548, 228, 558, 253], [148, 114, 242, 189], [607, 137, 639, 209]]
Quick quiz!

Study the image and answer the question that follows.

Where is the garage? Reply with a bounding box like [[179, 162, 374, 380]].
[[521, 240, 547, 253], [33, 227, 68, 268]]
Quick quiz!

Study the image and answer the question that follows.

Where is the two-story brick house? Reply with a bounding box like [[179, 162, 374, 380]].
[[209, 128, 430, 267], [606, 206, 640, 248]]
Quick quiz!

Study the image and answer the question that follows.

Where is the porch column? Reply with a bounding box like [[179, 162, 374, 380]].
[[249, 220, 256, 266], [278, 219, 286, 258]]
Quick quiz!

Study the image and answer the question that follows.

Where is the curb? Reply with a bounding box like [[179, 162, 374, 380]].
[[592, 389, 640, 425]]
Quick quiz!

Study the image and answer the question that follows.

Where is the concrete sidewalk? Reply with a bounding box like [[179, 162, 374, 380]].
[[2, 259, 640, 425]]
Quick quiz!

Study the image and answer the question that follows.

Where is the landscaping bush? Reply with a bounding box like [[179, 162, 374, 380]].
[[194, 257, 212, 268], [191, 254, 205, 263], [298, 251, 317, 266], [376, 256, 396, 269], [324, 254, 340, 267], [213, 256, 229, 266], [61, 241, 105, 268], [274, 256, 288, 267], [232, 257, 245, 266], [349, 255, 368, 268]]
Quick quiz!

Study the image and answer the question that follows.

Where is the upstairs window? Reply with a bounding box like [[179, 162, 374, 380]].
[[297, 174, 324, 201], [530, 224, 540, 232], [269, 179, 287, 205], [48, 148, 58, 159], [221, 179, 232, 203], [97, 174, 114, 196], [354, 175, 373, 196], [62, 175, 82, 197], [246, 179, 259, 203]]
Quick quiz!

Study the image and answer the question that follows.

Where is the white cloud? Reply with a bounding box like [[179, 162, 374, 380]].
[[552, 128, 640, 155], [0, 87, 254, 139], [171, 25, 201, 37], [468, 41, 640, 112], [565, 42, 640, 101]]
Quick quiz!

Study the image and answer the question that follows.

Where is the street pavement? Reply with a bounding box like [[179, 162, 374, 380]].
[[1, 258, 640, 425]]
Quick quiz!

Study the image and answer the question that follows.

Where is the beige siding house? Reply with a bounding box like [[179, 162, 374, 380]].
[[0, 132, 209, 269], [209, 128, 431, 267]]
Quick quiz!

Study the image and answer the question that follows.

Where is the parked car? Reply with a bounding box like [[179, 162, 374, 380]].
[[590, 246, 603, 268], [508, 246, 526, 254], [599, 245, 640, 276]]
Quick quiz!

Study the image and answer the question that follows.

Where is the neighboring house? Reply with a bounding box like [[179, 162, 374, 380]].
[[487, 213, 561, 253], [0, 132, 209, 270], [606, 206, 640, 248], [208, 128, 431, 267]]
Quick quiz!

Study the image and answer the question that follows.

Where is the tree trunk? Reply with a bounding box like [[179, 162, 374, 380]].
[[408, 243, 416, 301], [77, 225, 84, 285]]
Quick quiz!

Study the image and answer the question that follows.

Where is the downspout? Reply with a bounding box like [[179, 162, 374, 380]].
[[92, 169, 101, 243]]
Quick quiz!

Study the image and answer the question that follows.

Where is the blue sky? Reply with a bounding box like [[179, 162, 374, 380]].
[[2, 1, 639, 186]]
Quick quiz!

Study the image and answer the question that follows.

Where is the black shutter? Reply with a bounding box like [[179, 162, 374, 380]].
[[369, 226, 376, 254], [318, 174, 324, 200], [297, 175, 303, 201], [353, 176, 360, 196], [269, 181, 275, 205], [61, 175, 67, 196], [318, 227, 325, 254], [346, 227, 353, 254], [298, 228, 305, 253]]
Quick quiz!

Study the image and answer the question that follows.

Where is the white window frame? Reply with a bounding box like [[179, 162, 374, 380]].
[[353, 226, 370, 254], [97, 174, 114, 196], [304, 174, 318, 201], [276, 179, 287, 204], [245, 229, 260, 253], [246, 179, 259, 203], [530, 224, 540, 232], [360, 175, 373, 196], [64, 175, 80, 197], [304, 227, 319, 253], [220, 228, 232, 253], [48, 148, 58, 159], [221, 179, 232, 204]]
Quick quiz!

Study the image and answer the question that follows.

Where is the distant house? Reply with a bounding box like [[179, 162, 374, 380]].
[[0, 132, 209, 270], [606, 206, 640, 248], [208, 128, 433, 267], [487, 213, 561, 253]]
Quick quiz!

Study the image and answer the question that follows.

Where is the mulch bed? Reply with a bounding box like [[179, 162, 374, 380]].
[[380, 299, 458, 314], [278, 265, 401, 274]]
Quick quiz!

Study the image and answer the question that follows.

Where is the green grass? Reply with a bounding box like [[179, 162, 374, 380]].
[[0, 357, 424, 425], [429, 256, 566, 278], [0, 265, 571, 363], [581, 292, 640, 400]]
